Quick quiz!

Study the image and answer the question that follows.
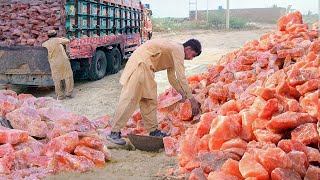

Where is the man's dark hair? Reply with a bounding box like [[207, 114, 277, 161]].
[[48, 33, 57, 38], [183, 39, 202, 56]]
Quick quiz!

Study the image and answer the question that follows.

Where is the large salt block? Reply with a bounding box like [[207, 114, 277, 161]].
[[238, 55, 256, 65], [10, 167, 51, 180], [91, 116, 111, 129], [257, 38, 272, 51], [178, 134, 200, 167], [187, 73, 207, 83], [296, 79, 319, 95], [48, 151, 94, 173], [17, 93, 35, 100], [14, 137, 44, 154], [244, 39, 259, 48], [189, 168, 207, 180], [277, 140, 308, 155], [285, 98, 303, 112], [275, 80, 290, 95], [79, 136, 104, 150], [236, 95, 255, 111], [194, 111, 217, 138], [219, 100, 239, 116], [264, 69, 287, 89], [258, 98, 278, 119], [208, 84, 228, 101], [288, 67, 319, 87], [228, 81, 245, 99], [239, 152, 269, 180], [0, 90, 17, 98], [0, 97, 17, 115], [0, 154, 14, 174], [220, 138, 248, 150], [267, 112, 317, 133], [308, 39, 320, 54], [287, 151, 309, 177], [163, 136, 177, 157], [253, 129, 282, 144], [279, 10, 302, 31], [291, 123, 319, 145], [184, 159, 200, 171], [198, 134, 210, 151], [219, 52, 237, 66], [270, 168, 301, 180], [223, 148, 246, 158], [208, 171, 241, 180], [249, 86, 274, 100], [100, 145, 111, 161], [169, 125, 183, 137], [252, 118, 269, 131], [249, 97, 267, 116], [286, 23, 309, 33], [306, 146, 320, 163], [209, 115, 241, 150], [300, 90, 319, 118], [0, 144, 14, 158], [158, 88, 182, 109], [179, 100, 192, 121], [198, 151, 238, 174], [42, 131, 79, 156], [74, 145, 105, 166], [240, 110, 257, 141], [6, 107, 48, 138], [277, 16, 289, 31], [18, 152, 50, 167], [247, 140, 276, 150], [256, 147, 291, 174], [277, 47, 305, 58], [275, 94, 302, 112], [0, 129, 29, 144], [304, 165, 320, 180], [221, 159, 243, 179]]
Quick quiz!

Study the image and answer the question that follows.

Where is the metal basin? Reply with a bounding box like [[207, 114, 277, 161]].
[[128, 134, 164, 152]]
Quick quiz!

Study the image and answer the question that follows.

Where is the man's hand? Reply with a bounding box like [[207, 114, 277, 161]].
[[178, 89, 187, 103], [189, 98, 200, 116]]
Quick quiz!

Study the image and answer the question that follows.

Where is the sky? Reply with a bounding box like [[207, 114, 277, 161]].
[[141, 0, 319, 18]]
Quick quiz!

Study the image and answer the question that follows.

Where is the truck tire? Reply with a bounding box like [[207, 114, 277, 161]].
[[89, 50, 107, 80], [106, 48, 121, 74]]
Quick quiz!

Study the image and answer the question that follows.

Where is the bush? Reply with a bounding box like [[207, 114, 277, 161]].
[[152, 14, 248, 32]]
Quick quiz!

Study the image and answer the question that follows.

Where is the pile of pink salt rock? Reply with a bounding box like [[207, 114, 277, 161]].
[[122, 10, 320, 179], [0, 91, 112, 179]]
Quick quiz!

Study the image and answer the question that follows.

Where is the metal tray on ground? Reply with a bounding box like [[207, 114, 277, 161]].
[[128, 134, 164, 152]]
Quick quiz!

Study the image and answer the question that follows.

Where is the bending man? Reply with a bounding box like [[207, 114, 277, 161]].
[[107, 38, 202, 145]]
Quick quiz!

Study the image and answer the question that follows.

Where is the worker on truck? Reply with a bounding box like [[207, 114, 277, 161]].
[[107, 38, 202, 145], [42, 30, 74, 100]]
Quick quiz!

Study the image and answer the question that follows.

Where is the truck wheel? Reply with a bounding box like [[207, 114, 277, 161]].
[[89, 50, 107, 80], [106, 48, 121, 74]]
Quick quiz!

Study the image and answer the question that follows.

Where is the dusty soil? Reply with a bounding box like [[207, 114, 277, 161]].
[[4, 25, 275, 179]]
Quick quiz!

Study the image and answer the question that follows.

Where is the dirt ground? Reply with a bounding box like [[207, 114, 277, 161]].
[[5, 25, 275, 179]]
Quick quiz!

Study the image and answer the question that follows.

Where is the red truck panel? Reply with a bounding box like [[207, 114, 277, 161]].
[[69, 35, 126, 59]]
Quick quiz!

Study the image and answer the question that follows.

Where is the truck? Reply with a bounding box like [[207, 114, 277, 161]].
[[0, 0, 152, 86]]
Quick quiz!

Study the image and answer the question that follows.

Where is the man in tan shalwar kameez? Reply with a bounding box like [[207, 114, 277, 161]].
[[42, 30, 74, 100], [107, 38, 202, 145]]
